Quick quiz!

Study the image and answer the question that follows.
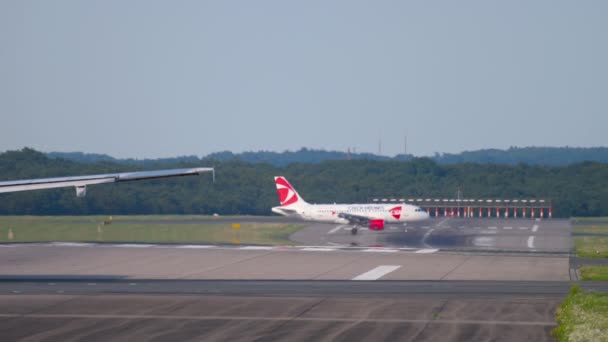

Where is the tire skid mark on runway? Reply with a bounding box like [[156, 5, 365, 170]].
[[422, 229, 435, 248]]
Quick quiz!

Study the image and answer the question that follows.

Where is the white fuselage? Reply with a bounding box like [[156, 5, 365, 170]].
[[272, 203, 429, 224]]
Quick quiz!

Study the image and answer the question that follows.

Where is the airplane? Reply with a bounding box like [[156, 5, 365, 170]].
[[0, 167, 214, 197], [271, 176, 429, 235]]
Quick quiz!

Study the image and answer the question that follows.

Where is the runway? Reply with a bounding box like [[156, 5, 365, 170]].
[[0, 217, 584, 341], [0, 289, 567, 342], [0, 243, 569, 281], [291, 218, 571, 253]]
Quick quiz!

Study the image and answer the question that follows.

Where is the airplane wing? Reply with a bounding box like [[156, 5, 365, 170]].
[[337, 212, 374, 225], [0, 167, 214, 197]]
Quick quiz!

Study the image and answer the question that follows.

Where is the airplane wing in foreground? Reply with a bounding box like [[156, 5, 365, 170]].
[[0, 167, 214, 197]]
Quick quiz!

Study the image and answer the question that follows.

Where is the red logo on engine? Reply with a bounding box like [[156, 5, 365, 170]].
[[389, 206, 402, 219]]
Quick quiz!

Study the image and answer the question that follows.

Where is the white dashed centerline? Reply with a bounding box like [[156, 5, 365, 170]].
[[415, 249, 439, 254], [527, 236, 535, 249], [532, 225, 539, 233], [352, 265, 401, 281], [327, 226, 343, 234]]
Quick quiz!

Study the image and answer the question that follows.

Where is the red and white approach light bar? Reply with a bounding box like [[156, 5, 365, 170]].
[[371, 198, 553, 219]]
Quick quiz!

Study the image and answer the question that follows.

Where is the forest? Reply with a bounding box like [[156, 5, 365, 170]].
[[1, 148, 607, 217]]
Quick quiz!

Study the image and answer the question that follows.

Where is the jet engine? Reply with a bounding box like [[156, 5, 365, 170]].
[[368, 219, 385, 231]]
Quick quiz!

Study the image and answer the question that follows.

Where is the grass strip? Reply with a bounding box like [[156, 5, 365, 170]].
[[574, 236, 608, 258], [579, 266, 608, 281], [553, 285, 608, 342], [572, 225, 608, 235], [0, 216, 302, 245], [572, 217, 608, 223]]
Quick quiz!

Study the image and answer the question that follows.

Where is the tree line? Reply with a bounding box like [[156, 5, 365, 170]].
[[47, 146, 608, 167], [1, 148, 607, 217]]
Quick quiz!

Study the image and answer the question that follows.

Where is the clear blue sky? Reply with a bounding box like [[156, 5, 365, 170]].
[[1, 1, 607, 158]]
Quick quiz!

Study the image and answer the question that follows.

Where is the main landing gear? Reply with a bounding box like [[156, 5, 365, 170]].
[[351, 227, 358, 235]]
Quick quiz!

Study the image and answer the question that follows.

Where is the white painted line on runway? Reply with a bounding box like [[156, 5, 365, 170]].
[[301, 248, 336, 252], [488, 227, 497, 230], [111, 244, 156, 248], [176, 245, 217, 249], [458, 226, 465, 229], [239, 246, 273, 250], [519, 227, 528, 230], [327, 242, 345, 247], [51, 242, 94, 247], [474, 227, 482, 229], [421, 226, 430, 229], [415, 249, 439, 254], [327, 226, 343, 234], [362, 249, 398, 253], [352, 265, 401, 281], [504, 227, 512, 230], [527, 236, 535, 249], [532, 225, 539, 233]]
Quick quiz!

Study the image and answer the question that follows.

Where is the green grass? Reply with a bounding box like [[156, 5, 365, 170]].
[[574, 236, 608, 258], [579, 266, 608, 281], [553, 285, 608, 342], [572, 217, 608, 223], [0, 216, 302, 245], [572, 222, 608, 258], [573, 225, 608, 235]]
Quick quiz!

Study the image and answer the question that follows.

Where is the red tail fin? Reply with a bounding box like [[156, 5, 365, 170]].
[[274, 176, 306, 206]]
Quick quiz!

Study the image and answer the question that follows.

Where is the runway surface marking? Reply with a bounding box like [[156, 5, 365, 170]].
[[327, 225, 344, 234], [0, 313, 557, 326], [532, 224, 539, 233], [504, 227, 513, 230], [0, 243, 438, 254], [415, 249, 439, 254], [362, 248, 398, 253], [352, 265, 401, 280], [110, 244, 155, 248], [50, 242, 92, 247], [527, 236, 535, 249], [301, 247, 335, 252]]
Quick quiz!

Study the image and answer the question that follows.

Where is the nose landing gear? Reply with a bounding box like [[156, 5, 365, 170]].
[[350, 227, 358, 235]]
